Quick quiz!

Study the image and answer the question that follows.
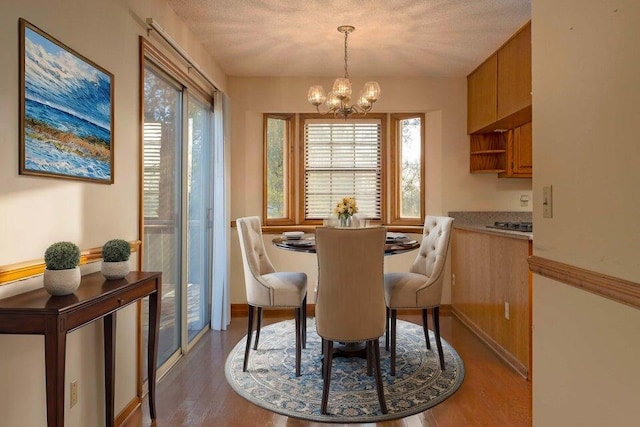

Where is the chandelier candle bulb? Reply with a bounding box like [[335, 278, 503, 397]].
[[307, 86, 326, 106]]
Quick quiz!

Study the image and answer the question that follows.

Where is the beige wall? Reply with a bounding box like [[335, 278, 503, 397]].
[[228, 76, 533, 304], [532, 0, 640, 425], [0, 0, 225, 425]]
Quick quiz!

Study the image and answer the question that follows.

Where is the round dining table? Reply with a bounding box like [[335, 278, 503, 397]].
[[271, 231, 420, 359], [271, 234, 420, 255]]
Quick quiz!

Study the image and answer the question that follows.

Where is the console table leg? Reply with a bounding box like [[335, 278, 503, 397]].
[[104, 313, 116, 427], [44, 319, 66, 427], [147, 279, 161, 420]]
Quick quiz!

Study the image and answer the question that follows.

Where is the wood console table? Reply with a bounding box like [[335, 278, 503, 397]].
[[0, 271, 161, 427]]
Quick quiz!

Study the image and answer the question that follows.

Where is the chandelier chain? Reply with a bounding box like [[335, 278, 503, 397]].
[[343, 29, 349, 80]]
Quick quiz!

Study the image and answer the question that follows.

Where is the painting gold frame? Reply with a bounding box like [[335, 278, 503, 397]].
[[19, 18, 115, 184]]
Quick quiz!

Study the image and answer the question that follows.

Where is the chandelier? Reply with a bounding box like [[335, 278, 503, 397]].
[[307, 25, 381, 119]]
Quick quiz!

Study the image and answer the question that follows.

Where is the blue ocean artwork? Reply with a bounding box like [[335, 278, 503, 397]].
[[23, 25, 112, 181]]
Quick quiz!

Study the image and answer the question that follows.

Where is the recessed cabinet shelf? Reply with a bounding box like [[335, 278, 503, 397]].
[[471, 149, 506, 155], [469, 124, 531, 177], [470, 133, 506, 173]]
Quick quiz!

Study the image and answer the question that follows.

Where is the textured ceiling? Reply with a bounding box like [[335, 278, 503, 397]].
[[167, 0, 531, 78]]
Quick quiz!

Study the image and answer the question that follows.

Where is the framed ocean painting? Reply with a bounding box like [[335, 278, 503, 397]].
[[19, 18, 114, 184]]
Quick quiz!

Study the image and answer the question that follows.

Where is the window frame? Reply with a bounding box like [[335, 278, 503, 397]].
[[297, 113, 387, 225], [389, 113, 425, 226], [262, 113, 295, 225]]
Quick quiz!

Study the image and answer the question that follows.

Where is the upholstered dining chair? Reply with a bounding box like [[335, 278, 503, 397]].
[[236, 216, 308, 377], [384, 215, 454, 375], [315, 226, 388, 415]]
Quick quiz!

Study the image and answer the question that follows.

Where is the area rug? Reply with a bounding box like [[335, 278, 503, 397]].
[[225, 318, 465, 423]]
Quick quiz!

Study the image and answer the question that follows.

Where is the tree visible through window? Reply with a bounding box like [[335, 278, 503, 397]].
[[391, 113, 424, 224], [400, 117, 421, 218], [264, 114, 292, 223]]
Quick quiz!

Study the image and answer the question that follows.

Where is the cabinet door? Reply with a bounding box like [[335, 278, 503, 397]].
[[497, 22, 532, 120], [500, 122, 532, 178], [467, 54, 497, 134], [512, 121, 532, 175]]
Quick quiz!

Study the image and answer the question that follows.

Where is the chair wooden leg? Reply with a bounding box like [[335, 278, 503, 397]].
[[295, 307, 301, 377], [422, 308, 431, 350], [253, 307, 263, 350], [432, 306, 445, 370], [373, 338, 388, 414], [390, 309, 397, 376], [321, 340, 334, 414], [321, 338, 326, 379], [366, 341, 373, 376], [302, 294, 307, 349], [243, 305, 255, 372], [385, 307, 390, 351]]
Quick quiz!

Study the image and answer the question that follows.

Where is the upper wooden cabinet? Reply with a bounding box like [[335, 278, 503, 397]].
[[467, 22, 532, 134], [467, 54, 497, 133], [498, 23, 532, 119]]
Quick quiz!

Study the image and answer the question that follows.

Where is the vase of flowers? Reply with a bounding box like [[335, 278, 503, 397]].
[[334, 196, 358, 227]]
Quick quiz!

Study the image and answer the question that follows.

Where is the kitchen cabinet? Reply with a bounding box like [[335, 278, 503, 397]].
[[498, 22, 531, 120], [467, 54, 497, 134], [451, 228, 532, 378], [470, 122, 531, 177], [500, 121, 532, 177], [467, 21, 532, 134]]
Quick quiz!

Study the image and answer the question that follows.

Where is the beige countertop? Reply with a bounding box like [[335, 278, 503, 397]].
[[453, 223, 533, 241]]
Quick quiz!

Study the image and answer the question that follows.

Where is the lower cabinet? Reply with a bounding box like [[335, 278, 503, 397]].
[[451, 228, 532, 378]]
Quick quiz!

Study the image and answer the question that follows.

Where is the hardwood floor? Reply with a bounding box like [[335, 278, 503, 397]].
[[122, 313, 531, 427]]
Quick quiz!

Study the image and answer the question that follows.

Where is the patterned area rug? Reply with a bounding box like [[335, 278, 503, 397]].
[[225, 318, 465, 423]]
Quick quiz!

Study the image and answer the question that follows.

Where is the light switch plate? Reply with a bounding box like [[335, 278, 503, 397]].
[[543, 185, 553, 218]]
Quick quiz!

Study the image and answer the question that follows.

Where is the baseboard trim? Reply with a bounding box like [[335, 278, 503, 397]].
[[528, 256, 640, 309], [451, 307, 528, 380], [115, 396, 141, 427], [230, 304, 451, 317]]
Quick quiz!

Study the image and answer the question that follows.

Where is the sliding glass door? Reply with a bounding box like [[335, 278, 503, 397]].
[[186, 97, 212, 342], [142, 63, 213, 373], [142, 66, 183, 366]]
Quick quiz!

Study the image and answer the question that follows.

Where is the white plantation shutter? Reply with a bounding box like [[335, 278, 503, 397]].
[[304, 119, 382, 219], [143, 122, 162, 219]]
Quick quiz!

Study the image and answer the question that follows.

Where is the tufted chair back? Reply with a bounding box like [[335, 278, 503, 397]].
[[236, 216, 277, 306], [409, 216, 454, 305]]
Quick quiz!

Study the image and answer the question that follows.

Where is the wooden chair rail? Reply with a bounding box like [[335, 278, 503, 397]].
[[0, 240, 141, 286], [528, 256, 640, 309]]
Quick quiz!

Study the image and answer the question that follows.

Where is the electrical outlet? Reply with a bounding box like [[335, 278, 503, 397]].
[[520, 195, 529, 207], [504, 302, 510, 320], [70, 380, 78, 408], [543, 185, 553, 218]]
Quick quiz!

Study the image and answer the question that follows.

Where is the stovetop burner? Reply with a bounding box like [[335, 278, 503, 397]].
[[486, 221, 533, 232]]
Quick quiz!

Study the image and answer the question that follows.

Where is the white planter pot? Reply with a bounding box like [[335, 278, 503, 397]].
[[43, 267, 81, 296], [101, 261, 130, 280]]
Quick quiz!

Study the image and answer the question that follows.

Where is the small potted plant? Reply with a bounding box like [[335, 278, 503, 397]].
[[43, 241, 81, 296], [101, 239, 131, 280]]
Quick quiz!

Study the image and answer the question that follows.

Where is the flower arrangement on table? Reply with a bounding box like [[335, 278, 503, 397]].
[[334, 196, 358, 227]]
